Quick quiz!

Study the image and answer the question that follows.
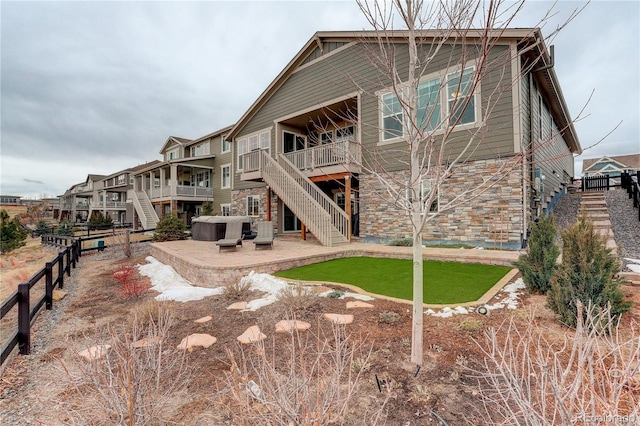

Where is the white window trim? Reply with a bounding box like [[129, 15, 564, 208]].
[[236, 127, 271, 172], [220, 203, 231, 216], [377, 63, 480, 146], [445, 65, 479, 128], [221, 134, 231, 154], [220, 164, 231, 189], [247, 195, 260, 217], [406, 179, 439, 214], [166, 148, 179, 161]]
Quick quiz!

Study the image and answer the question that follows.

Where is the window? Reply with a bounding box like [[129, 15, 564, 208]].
[[381, 77, 443, 141], [335, 125, 354, 143], [406, 180, 438, 213], [382, 92, 403, 140], [247, 195, 260, 217], [446, 67, 476, 125], [320, 131, 333, 145], [117, 174, 126, 184], [221, 164, 231, 189], [237, 129, 270, 170], [222, 135, 231, 153], [191, 170, 210, 188], [190, 142, 209, 157], [283, 131, 306, 153], [167, 148, 179, 160], [221, 204, 231, 216]]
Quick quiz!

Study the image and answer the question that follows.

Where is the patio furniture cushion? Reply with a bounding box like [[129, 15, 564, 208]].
[[253, 221, 274, 250], [215, 221, 243, 252]]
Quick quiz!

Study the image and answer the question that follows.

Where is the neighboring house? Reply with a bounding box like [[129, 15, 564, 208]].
[[59, 174, 106, 223], [582, 154, 640, 182], [131, 126, 234, 229], [91, 161, 162, 225], [225, 29, 581, 248], [0, 195, 22, 205]]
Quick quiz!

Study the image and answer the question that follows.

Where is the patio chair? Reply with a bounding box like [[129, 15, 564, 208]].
[[215, 221, 243, 252], [253, 221, 274, 250]]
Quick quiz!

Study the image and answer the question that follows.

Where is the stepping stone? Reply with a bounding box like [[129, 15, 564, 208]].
[[237, 325, 266, 344], [177, 333, 217, 350], [323, 313, 354, 324], [194, 315, 213, 323], [78, 345, 111, 361], [132, 336, 161, 348], [346, 301, 374, 309], [275, 320, 311, 333], [52, 289, 67, 301], [227, 301, 248, 310]]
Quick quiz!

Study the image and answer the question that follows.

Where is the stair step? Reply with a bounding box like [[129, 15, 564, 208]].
[[605, 239, 617, 249]]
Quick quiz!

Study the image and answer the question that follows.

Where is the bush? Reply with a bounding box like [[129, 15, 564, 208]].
[[512, 214, 559, 294], [33, 220, 52, 237], [113, 264, 151, 298], [201, 201, 214, 216], [388, 238, 413, 246], [88, 212, 113, 227], [0, 210, 28, 253], [57, 219, 75, 236], [153, 214, 187, 242], [547, 215, 631, 328]]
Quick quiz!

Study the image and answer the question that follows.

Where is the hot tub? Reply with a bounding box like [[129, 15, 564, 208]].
[[191, 216, 253, 241]]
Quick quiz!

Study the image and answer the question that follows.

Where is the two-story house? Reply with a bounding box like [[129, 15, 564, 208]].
[[224, 29, 581, 248], [131, 125, 234, 229], [59, 174, 106, 223]]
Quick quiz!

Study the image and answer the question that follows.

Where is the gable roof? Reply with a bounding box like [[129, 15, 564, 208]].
[[226, 28, 580, 154], [188, 124, 234, 146], [159, 136, 191, 154], [582, 153, 640, 173]]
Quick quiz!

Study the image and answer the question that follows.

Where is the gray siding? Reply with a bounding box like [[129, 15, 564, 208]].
[[234, 40, 518, 186]]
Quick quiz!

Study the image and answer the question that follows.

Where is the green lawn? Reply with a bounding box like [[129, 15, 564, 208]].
[[274, 257, 511, 304]]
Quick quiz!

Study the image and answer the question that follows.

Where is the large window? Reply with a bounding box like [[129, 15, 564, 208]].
[[247, 195, 260, 217], [446, 67, 476, 126], [190, 142, 209, 157], [220, 204, 231, 216], [237, 129, 270, 170], [221, 164, 231, 189], [283, 131, 306, 153], [381, 77, 442, 141], [166, 148, 179, 160], [191, 170, 210, 188]]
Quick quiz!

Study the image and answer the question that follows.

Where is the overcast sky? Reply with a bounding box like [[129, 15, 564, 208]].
[[1, 0, 638, 199]]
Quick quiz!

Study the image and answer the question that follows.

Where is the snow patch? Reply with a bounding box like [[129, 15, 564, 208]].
[[424, 278, 526, 317], [628, 264, 640, 273], [138, 256, 223, 302], [318, 289, 375, 301], [624, 258, 640, 265]]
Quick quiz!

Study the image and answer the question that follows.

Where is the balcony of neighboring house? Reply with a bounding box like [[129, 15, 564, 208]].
[[240, 96, 361, 182], [90, 191, 128, 211], [137, 163, 214, 202]]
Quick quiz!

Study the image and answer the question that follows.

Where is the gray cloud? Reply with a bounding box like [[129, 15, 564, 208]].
[[1, 1, 638, 198]]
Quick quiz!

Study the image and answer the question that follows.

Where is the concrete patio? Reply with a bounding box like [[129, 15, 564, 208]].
[[149, 236, 521, 288]]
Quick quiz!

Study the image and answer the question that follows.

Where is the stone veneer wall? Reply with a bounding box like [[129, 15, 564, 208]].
[[232, 187, 279, 232], [359, 157, 525, 248]]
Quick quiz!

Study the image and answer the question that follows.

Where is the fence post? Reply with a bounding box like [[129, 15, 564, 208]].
[[606, 175, 610, 190], [45, 261, 53, 309], [65, 247, 72, 277], [58, 252, 64, 289], [18, 283, 30, 355]]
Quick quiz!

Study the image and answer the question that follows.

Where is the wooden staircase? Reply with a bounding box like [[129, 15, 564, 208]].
[[256, 150, 349, 247], [131, 191, 159, 229]]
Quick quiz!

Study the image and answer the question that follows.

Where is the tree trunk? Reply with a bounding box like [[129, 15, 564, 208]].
[[411, 219, 423, 365]]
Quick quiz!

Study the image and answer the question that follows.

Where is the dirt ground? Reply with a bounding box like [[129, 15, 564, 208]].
[[1, 247, 639, 425]]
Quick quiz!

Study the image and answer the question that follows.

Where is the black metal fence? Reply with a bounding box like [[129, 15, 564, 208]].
[[581, 174, 619, 191], [621, 171, 640, 222]]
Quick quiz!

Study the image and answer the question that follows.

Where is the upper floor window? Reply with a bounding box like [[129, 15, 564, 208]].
[[381, 76, 442, 142], [117, 174, 126, 184], [446, 67, 476, 126], [166, 148, 179, 161], [222, 135, 231, 153], [221, 164, 231, 189], [191, 170, 210, 188], [237, 129, 270, 170], [190, 142, 209, 157]]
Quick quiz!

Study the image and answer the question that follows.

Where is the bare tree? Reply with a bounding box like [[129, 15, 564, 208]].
[[332, 0, 584, 365]]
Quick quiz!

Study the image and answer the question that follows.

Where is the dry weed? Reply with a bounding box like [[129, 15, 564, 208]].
[[222, 279, 252, 301], [276, 283, 320, 315]]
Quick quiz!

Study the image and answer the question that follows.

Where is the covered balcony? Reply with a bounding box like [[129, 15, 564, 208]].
[[240, 96, 361, 181], [137, 164, 214, 201]]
